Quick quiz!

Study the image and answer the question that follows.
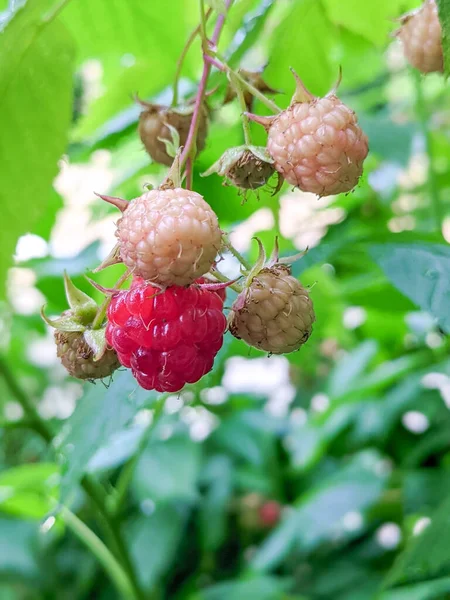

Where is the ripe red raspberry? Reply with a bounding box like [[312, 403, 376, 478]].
[[258, 501, 282, 528], [106, 280, 226, 393], [396, 0, 443, 74], [55, 330, 119, 380], [138, 101, 208, 166], [229, 265, 315, 354], [115, 188, 222, 287]]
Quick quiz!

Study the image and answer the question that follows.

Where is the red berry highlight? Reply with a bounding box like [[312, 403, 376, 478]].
[[106, 279, 226, 393], [258, 500, 282, 528]]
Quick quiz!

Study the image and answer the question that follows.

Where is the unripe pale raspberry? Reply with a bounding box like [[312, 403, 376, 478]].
[[226, 149, 275, 190], [106, 280, 226, 392], [202, 145, 275, 191], [138, 103, 208, 166], [267, 95, 368, 196], [55, 330, 120, 380], [397, 0, 443, 74], [229, 265, 315, 354], [116, 188, 222, 286]]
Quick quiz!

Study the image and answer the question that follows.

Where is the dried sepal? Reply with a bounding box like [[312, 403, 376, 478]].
[[290, 67, 316, 104], [94, 193, 129, 213], [93, 243, 122, 273], [246, 237, 266, 286]]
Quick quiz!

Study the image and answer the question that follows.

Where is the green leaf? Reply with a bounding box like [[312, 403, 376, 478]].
[[437, 0, 450, 75], [132, 433, 201, 504], [385, 493, 450, 588], [0, 0, 75, 299], [87, 425, 144, 473], [381, 577, 450, 600], [198, 576, 292, 600], [128, 505, 186, 591], [369, 243, 450, 333], [358, 115, 415, 165], [198, 456, 233, 552], [251, 451, 388, 571], [0, 517, 40, 578], [322, 0, 407, 46], [0, 463, 59, 520], [65, 0, 199, 138], [265, 0, 335, 100], [326, 340, 378, 397], [226, 0, 275, 67], [56, 370, 157, 503]]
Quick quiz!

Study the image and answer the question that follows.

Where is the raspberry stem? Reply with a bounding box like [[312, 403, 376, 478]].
[[207, 52, 282, 114], [180, 0, 233, 178], [171, 8, 212, 107], [199, 0, 208, 46], [230, 72, 252, 145], [209, 268, 243, 293], [221, 234, 252, 271], [91, 268, 132, 330], [61, 506, 136, 600]]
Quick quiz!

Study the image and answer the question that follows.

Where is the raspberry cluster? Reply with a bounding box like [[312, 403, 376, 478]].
[[106, 278, 226, 393]]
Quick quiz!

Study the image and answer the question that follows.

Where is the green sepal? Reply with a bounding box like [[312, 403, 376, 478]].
[[246, 237, 266, 286], [41, 306, 85, 333], [83, 328, 107, 361], [161, 148, 183, 189], [63, 272, 97, 324], [157, 123, 181, 159]]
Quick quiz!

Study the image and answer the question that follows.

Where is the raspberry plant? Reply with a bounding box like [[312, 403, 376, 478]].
[[2, 1, 450, 599]]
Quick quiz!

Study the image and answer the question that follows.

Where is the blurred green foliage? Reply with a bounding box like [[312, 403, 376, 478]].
[[1, 0, 450, 599]]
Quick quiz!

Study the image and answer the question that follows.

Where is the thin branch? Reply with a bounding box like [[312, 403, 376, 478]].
[[61, 506, 136, 600], [221, 234, 252, 271], [0, 355, 144, 600], [231, 73, 252, 145], [171, 8, 213, 107], [180, 0, 234, 171], [206, 52, 282, 114], [0, 355, 53, 443]]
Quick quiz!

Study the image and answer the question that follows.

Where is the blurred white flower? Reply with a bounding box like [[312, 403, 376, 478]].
[[413, 517, 431, 536], [376, 523, 402, 549], [402, 411, 429, 434]]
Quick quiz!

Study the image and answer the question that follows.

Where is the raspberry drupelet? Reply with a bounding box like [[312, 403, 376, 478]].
[[106, 278, 227, 393]]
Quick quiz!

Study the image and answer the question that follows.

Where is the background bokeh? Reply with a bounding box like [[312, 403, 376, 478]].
[[2, 0, 450, 598]]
